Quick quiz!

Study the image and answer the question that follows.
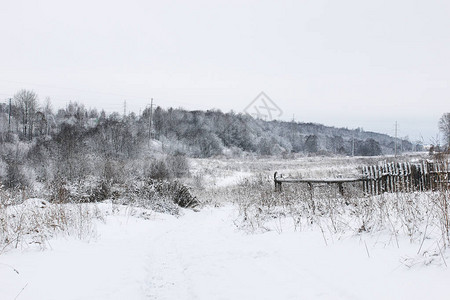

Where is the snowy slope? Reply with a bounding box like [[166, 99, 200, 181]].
[[1, 204, 450, 300]]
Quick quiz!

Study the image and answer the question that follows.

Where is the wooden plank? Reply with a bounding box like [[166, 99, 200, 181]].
[[403, 162, 408, 191], [415, 163, 419, 191], [364, 166, 369, 194], [427, 161, 433, 191], [418, 163, 423, 191], [410, 164, 415, 191], [362, 166, 366, 194], [405, 162, 413, 192], [431, 162, 434, 190], [400, 162, 405, 192], [387, 163, 391, 193], [389, 163, 394, 193], [373, 165, 377, 194], [378, 164, 382, 194], [274, 177, 366, 184], [376, 165, 380, 195], [394, 163, 399, 192], [369, 165, 374, 195], [429, 162, 433, 191], [411, 163, 418, 191], [437, 163, 443, 190], [419, 162, 425, 191], [403, 162, 407, 192]]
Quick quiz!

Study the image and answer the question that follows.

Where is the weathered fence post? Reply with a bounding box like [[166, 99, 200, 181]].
[[338, 183, 344, 196], [274, 172, 282, 192]]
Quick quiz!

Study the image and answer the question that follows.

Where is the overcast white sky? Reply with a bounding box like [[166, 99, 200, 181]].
[[1, 0, 449, 143]]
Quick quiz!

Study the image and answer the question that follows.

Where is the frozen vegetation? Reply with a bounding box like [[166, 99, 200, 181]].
[[1, 153, 450, 299], [0, 95, 449, 299]]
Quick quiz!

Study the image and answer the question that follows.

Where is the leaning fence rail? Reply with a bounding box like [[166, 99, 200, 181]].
[[274, 172, 367, 195]]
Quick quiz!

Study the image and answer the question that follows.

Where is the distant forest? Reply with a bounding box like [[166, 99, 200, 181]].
[[0, 90, 420, 191]]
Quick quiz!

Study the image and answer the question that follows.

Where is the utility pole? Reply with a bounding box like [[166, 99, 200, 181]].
[[24, 101, 28, 137], [351, 130, 356, 157], [291, 114, 295, 144], [45, 104, 48, 136], [352, 133, 355, 157], [394, 121, 398, 157], [148, 98, 154, 141], [8, 98, 11, 132], [123, 100, 127, 119]]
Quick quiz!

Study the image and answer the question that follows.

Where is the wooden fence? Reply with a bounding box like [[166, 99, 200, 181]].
[[274, 160, 449, 196], [362, 161, 449, 195]]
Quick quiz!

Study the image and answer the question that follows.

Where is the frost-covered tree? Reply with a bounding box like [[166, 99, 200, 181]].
[[439, 113, 450, 148], [357, 139, 382, 156], [1, 90, 419, 194], [305, 135, 318, 153], [13, 89, 38, 140]]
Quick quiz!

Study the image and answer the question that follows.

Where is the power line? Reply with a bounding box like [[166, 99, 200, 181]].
[[0, 80, 194, 108], [0, 79, 144, 100]]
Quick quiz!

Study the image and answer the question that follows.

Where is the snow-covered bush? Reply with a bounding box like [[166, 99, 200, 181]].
[[143, 154, 190, 180], [147, 159, 171, 180], [43, 176, 199, 215], [166, 154, 190, 178], [113, 179, 199, 215]]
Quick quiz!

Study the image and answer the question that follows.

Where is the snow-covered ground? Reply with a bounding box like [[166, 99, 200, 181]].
[[187, 154, 428, 189], [1, 203, 449, 300]]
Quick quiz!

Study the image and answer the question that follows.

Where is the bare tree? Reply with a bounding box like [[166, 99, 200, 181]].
[[439, 113, 450, 148], [13, 89, 38, 140]]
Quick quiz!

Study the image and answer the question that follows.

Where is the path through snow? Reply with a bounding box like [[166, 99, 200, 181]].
[[1, 205, 450, 299]]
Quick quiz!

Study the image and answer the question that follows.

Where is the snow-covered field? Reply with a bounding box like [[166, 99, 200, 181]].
[[1, 202, 450, 300], [188, 153, 427, 188], [1, 154, 449, 300]]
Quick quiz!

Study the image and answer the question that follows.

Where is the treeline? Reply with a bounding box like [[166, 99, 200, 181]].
[[0, 90, 417, 191], [151, 106, 417, 157]]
